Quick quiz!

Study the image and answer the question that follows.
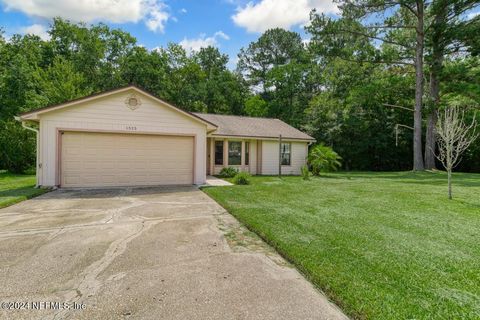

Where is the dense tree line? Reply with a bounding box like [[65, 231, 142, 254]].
[[1, 4, 479, 173]]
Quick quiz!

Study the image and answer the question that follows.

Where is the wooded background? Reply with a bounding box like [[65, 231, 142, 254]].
[[1, 1, 479, 173]]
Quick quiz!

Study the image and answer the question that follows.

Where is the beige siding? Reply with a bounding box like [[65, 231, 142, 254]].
[[61, 132, 193, 187], [248, 140, 257, 175], [261, 140, 308, 175], [38, 89, 207, 186], [256, 140, 262, 174]]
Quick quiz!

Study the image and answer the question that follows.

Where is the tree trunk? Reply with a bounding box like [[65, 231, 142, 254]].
[[447, 169, 452, 200], [413, 0, 425, 171], [424, 110, 438, 169], [424, 68, 440, 170], [424, 2, 447, 170]]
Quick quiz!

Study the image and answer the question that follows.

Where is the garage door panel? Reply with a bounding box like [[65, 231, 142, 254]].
[[64, 175, 81, 185], [61, 132, 194, 187], [64, 148, 82, 157], [63, 160, 82, 169]]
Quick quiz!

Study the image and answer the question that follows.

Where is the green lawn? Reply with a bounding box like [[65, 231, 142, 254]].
[[0, 172, 48, 208], [203, 172, 480, 320]]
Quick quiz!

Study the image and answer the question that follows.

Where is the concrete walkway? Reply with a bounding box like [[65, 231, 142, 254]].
[[205, 175, 233, 186], [0, 187, 347, 320]]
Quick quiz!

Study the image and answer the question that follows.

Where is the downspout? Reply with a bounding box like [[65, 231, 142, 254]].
[[14, 117, 40, 187]]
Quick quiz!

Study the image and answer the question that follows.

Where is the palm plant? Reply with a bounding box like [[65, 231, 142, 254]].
[[308, 144, 342, 175]]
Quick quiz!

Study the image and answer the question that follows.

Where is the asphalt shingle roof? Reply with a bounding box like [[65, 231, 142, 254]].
[[193, 113, 315, 141]]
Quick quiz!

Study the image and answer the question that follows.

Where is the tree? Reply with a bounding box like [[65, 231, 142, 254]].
[[237, 28, 311, 125], [244, 95, 268, 117], [49, 18, 136, 90], [0, 121, 36, 173], [237, 28, 305, 93], [119, 46, 171, 96], [36, 56, 90, 105], [413, 0, 426, 171], [194, 47, 247, 115], [308, 0, 427, 170], [435, 105, 478, 199], [424, 0, 480, 170], [440, 58, 480, 171], [0, 34, 52, 120], [304, 62, 415, 171], [305, 17, 416, 171]]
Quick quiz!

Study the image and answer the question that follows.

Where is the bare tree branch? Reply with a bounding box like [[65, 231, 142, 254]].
[[336, 29, 413, 48], [365, 25, 416, 29], [335, 56, 415, 66], [435, 106, 478, 199], [384, 103, 415, 112], [400, 2, 418, 17], [395, 123, 414, 146]]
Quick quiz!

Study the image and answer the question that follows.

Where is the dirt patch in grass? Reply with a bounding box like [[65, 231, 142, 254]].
[[215, 213, 290, 268]]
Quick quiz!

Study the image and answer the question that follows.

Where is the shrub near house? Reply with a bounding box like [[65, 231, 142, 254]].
[[308, 144, 342, 175], [233, 172, 251, 185], [219, 167, 239, 178]]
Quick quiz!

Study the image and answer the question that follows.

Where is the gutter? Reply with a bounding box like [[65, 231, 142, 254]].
[[14, 116, 40, 187], [208, 133, 315, 142]]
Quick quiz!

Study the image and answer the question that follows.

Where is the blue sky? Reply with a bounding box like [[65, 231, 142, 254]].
[[0, 0, 338, 68]]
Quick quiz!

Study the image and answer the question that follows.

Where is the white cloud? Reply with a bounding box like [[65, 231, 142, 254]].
[[180, 8, 187, 14], [20, 24, 50, 40], [232, 0, 338, 33], [224, 0, 245, 5], [214, 30, 230, 40], [144, 0, 170, 32], [1, 0, 170, 33], [179, 31, 230, 53]]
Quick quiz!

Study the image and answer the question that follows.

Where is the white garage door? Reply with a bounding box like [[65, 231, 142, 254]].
[[61, 131, 194, 187]]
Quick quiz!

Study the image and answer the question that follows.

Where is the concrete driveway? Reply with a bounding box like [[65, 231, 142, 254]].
[[0, 187, 347, 320]]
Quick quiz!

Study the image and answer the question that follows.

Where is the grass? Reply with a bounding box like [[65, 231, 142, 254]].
[[203, 171, 480, 319], [0, 171, 48, 208]]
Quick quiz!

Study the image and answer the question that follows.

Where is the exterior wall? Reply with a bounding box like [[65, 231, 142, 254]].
[[210, 138, 257, 175], [256, 140, 262, 174], [38, 89, 207, 186], [260, 140, 308, 175], [249, 140, 257, 175], [206, 138, 211, 175], [208, 138, 307, 176]]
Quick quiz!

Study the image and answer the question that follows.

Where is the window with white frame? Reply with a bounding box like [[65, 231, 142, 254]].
[[281, 143, 291, 165], [215, 141, 223, 165], [228, 141, 242, 165]]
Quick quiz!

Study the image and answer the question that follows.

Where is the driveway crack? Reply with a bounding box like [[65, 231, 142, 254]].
[[50, 219, 152, 320]]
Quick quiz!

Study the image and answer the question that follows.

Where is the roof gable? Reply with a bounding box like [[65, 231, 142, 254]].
[[18, 85, 217, 130]]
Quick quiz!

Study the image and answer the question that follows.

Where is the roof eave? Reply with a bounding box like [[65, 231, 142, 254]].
[[18, 113, 39, 121], [208, 133, 315, 142]]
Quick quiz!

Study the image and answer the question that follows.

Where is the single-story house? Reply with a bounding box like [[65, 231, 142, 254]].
[[17, 85, 315, 188]]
